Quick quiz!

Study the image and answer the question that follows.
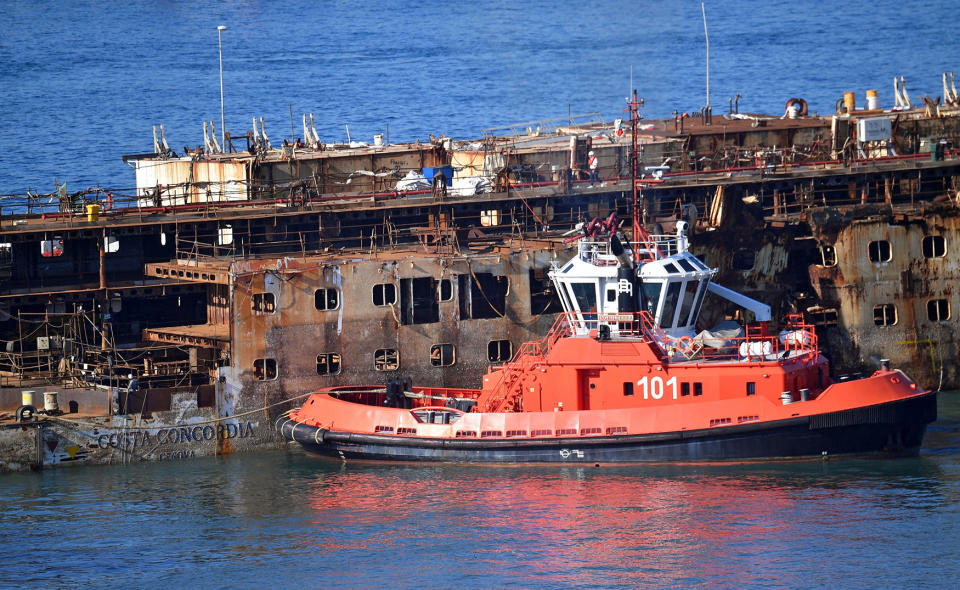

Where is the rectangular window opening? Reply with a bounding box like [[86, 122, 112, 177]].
[[487, 339, 513, 363], [922, 235, 946, 259], [430, 343, 455, 367], [315, 288, 340, 311], [399, 277, 439, 325], [253, 358, 277, 380], [375, 348, 400, 371], [373, 283, 397, 306], [868, 240, 892, 263], [873, 304, 897, 326], [316, 353, 342, 375], [927, 299, 951, 322], [252, 292, 276, 313]]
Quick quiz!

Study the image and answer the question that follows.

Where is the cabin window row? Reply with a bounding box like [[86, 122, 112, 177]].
[[818, 235, 947, 267], [873, 299, 952, 326], [254, 340, 514, 379], [252, 275, 510, 324]]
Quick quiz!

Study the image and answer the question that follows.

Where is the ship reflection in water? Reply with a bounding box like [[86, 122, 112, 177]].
[[1, 395, 958, 587], [300, 451, 957, 588]]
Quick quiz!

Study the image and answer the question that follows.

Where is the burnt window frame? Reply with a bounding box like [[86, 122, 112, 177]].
[[438, 278, 453, 301], [314, 288, 340, 311], [316, 353, 342, 375], [819, 244, 837, 267], [731, 249, 755, 271], [252, 292, 276, 314], [922, 235, 946, 259], [430, 343, 456, 367], [873, 303, 898, 327], [374, 348, 400, 371], [487, 339, 513, 363], [372, 282, 398, 306], [927, 298, 951, 323], [253, 358, 277, 380], [868, 240, 892, 263]]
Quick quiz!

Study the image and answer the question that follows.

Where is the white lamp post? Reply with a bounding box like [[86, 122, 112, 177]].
[[217, 25, 227, 149]]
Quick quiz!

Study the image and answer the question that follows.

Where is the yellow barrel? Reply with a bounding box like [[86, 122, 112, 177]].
[[86, 203, 100, 222], [844, 91, 856, 113], [865, 89, 879, 110], [21, 390, 35, 407]]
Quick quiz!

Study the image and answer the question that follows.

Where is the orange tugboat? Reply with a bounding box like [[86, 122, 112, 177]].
[[278, 214, 936, 463]]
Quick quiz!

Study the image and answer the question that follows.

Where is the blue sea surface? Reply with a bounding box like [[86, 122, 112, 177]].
[[1, 0, 959, 195]]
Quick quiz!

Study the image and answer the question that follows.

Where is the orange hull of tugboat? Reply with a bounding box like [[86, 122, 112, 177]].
[[279, 313, 936, 463], [280, 222, 935, 463]]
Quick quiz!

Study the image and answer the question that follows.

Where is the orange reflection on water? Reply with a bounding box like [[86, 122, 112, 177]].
[[298, 464, 835, 587]]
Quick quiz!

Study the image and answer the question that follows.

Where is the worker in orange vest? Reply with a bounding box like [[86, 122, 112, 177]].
[[588, 150, 599, 185]]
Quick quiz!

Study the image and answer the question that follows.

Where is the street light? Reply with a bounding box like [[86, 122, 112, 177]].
[[217, 25, 227, 150]]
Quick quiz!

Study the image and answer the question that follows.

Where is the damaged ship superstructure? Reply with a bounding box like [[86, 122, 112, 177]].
[[2, 81, 959, 470]]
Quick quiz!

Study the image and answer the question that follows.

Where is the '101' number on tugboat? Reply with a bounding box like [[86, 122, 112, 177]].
[[637, 376, 678, 399]]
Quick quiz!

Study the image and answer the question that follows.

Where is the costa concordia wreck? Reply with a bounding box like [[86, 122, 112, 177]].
[[1, 80, 958, 470]]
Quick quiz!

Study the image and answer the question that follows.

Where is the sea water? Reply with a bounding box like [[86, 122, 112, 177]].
[[0, 394, 958, 588], [1, 0, 960, 195]]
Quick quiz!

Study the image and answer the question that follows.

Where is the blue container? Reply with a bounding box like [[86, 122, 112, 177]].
[[422, 166, 453, 186]]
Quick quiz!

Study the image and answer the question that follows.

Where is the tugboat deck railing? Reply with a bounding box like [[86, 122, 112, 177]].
[[538, 311, 819, 364]]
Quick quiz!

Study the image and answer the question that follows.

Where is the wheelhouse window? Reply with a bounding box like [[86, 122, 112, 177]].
[[252, 292, 276, 314], [922, 235, 945, 259], [253, 358, 277, 380], [677, 280, 700, 327], [868, 240, 891, 263], [873, 304, 897, 326], [374, 349, 399, 371], [641, 281, 663, 316], [569, 282, 598, 315], [430, 344, 455, 367], [487, 340, 513, 363], [315, 288, 340, 311], [659, 282, 682, 328], [927, 299, 950, 322], [316, 353, 341, 375], [373, 283, 397, 306]]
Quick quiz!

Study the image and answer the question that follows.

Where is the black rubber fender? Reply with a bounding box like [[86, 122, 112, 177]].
[[16, 405, 36, 423]]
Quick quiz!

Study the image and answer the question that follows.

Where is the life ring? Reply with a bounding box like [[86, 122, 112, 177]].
[[785, 97, 808, 117], [677, 336, 696, 355]]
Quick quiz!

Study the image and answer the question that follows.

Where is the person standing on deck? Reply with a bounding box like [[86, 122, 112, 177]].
[[588, 151, 599, 185]]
